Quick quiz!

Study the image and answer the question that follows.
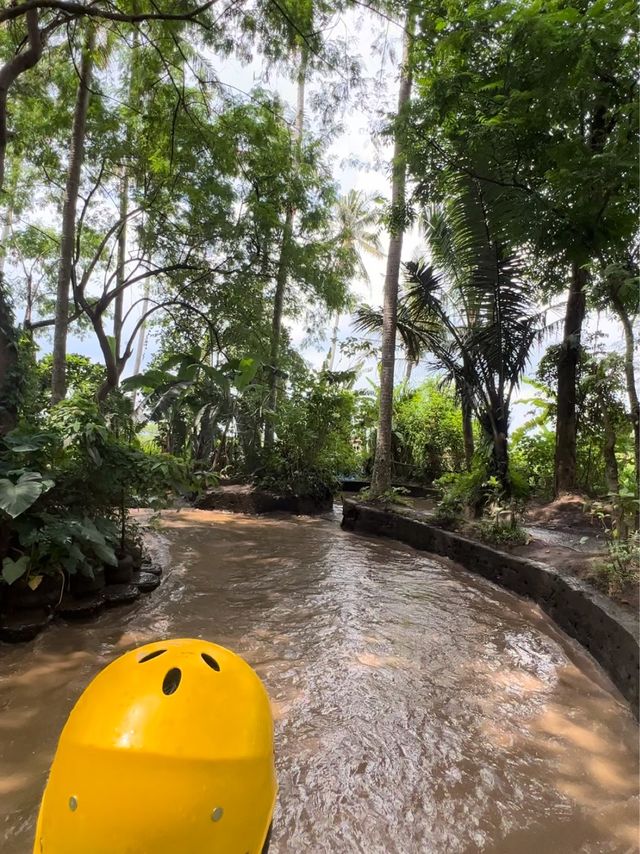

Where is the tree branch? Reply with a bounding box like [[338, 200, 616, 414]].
[[0, 1, 217, 25]]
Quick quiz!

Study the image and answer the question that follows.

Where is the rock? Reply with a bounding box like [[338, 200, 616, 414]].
[[104, 584, 140, 606], [59, 592, 106, 619], [0, 608, 52, 642], [105, 554, 134, 585], [133, 571, 161, 593], [122, 539, 144, 568]]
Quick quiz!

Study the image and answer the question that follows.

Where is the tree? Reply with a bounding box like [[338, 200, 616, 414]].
[[536, 341, 633, 499], [408, 0, 638, 495], [50, 23, 95, 403], [357, 176, 545, 493], [264, 47, 308, 448], [369, 2, 415, 497], [325, 190, 383, 371], [594, 258, 640, 493], [0, 2, 217, 191]]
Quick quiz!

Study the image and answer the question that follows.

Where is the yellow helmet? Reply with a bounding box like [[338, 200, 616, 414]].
[[33, 639, 277, 854]]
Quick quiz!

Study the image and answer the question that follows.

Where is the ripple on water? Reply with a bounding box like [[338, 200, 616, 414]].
[[0, 508, 637, 854]]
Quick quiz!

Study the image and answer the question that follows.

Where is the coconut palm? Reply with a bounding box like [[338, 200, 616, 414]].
[[324, 190, 384, 371], [355, 177, 545, 494]]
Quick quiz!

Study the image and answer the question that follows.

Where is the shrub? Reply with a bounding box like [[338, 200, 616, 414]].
[[0, 390, 204, 590], [474, 519, 529, 547], [253, 373, 358, 497], [592, 532, 640, 596], [393, 380, 466, 482]]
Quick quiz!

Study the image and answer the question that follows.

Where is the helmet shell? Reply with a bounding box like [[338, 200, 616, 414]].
[[33, 639, 277, 853]]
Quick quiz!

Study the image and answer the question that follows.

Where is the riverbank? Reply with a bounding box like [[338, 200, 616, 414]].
[[195, 483, 333, 515], [342, 499, 640, 719], [404, 493, 638, 613], [0, 537, 164, 643]]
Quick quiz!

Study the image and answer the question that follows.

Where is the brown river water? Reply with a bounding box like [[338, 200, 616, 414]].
[[1, 508, 638, 853]]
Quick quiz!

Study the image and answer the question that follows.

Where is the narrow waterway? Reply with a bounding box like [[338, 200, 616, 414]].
[[1, 508, 638, 853]]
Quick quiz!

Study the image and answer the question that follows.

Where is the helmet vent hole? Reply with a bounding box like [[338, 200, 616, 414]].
[[162, 667, 182, 695], [139, 649, 166, 663], [201, 653, 220, 672]]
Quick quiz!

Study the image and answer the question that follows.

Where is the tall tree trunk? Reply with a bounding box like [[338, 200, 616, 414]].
[[609, 289, 639, 493], [492, 429, 510, 496], [113, 28, 138, 378], [370, 7, 415, 496], [554, 261, 587, 495], [0, 11, 43, 191], [602, 406, 619, 495], [461, 396, 474, 472], [326, 312, 340, 371], [0, 154, 19, 274], [0, 157, 21, 435], [264, 49, 307, 448], [113, 167, 128, 360], [403, 357, 415, 382], [51, 25, 95, 403], [0, 288, 17, 436]]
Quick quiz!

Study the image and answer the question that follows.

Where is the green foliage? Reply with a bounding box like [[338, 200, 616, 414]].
[[593, 532, 640, 597], [511, 426, 556, 500], [253, 371, 358, 497], [0, 386, 205, 586], [434, 463, 487, 519], [512, 343, 635, 499], [434, 460, 529, 528], [357, 486, 411, 507], [0, 471, 53, 518], [410, 0, 638, 267], [474, 519, 529, 547], [393, 380, 466, 482], [8, 512, 120, 584]]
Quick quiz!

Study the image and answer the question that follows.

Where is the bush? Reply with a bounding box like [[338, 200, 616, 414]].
[[510, 427, 555, 500], [393, 380, 466, 482], [0, 390, 203, 590], [434, 463, 487, 518], [253, 373, 358, 497], [592, 532, 640, 596], [474, 519, 529, 546]]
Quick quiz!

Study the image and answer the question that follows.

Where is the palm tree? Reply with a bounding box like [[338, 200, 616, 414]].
[[369, 3, 416, 496], [356, 177, 545, 494], [325, 190, 383, 371]]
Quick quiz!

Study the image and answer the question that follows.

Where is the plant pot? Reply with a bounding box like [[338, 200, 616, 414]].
[[70, 567, 106, 599], [1, 575, 61, 613], [105, 554, 134, 585], [0, 608, 52, 642]]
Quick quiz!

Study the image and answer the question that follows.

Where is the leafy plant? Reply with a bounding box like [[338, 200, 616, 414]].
[[474, 520, 529, 547], [593, 532, 640, 596], [253, 371, 358, 498], [358, 486, 411, 506], [0, 471, 54, 518]]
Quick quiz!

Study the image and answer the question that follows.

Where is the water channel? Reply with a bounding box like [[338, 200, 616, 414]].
[[1, 508, 638, 853]]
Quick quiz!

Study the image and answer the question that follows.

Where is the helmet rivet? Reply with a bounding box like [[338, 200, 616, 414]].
[[211, 807, 224, 822], [69, 796, 78, 812]]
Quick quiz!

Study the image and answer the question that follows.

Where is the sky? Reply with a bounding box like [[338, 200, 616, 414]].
[[30, 5, 630, 429]]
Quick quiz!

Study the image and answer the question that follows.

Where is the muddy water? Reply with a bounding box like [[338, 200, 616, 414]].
[[1, 509, 638, 853]]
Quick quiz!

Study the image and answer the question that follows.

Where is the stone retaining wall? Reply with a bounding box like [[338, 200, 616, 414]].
[[342, 499, 639, 719]]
